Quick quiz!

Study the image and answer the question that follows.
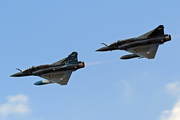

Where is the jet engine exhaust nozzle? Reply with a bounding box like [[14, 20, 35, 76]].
[[165, 35, 171, 41], [78, 62, 85, 68]]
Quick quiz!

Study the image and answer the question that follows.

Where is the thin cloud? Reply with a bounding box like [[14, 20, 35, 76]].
[[160, 81, 180, 120], [113, 80, 132, 97], [121, 80, 132, 97], [0, 94, 31, 115], [166, 81, 180, 96]]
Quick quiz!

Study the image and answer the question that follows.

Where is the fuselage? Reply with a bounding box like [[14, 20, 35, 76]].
[[96, 34, 171, 51], [11, 61, 85, 77]]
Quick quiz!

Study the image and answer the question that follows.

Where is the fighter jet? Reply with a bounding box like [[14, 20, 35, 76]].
[[96, 25, 171, 59], [11, 52, 85, 86]]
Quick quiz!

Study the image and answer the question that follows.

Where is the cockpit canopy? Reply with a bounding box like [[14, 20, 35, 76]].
[[108, 40, 121, 46], [108, 38, 137, 46], [22, 64, 50, 72], [22, 66, 36, 72]]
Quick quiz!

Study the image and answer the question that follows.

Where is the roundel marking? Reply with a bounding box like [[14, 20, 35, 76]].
[[135, 48, 139, 52], [49, 75, 53, 78]]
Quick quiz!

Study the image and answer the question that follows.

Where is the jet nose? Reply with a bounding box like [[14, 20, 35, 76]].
[[10, 72, 23, 77], [96, 47, 110, 51]]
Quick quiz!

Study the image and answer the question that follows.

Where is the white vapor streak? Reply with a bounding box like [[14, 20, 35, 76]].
[[85, 60, 118, 66], [172, 35, 180, 39]]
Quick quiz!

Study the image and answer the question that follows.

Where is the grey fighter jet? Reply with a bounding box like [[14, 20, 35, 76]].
[[11, 52, 85, 86], [96, 25, 171, 59]]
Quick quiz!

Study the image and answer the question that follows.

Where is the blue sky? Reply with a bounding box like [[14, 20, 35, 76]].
[[1, 0, 180, 120]]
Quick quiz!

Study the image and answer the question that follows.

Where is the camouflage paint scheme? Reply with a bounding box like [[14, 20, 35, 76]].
[[96, 25, 171, 59], [11, 52, 85, 86]]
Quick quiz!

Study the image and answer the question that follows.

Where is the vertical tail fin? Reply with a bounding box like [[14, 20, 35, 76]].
[[148, 25, 164, 37], [62, 52, 78, 64], [52, 52, 78, 65], [138, 25, 164, 38]]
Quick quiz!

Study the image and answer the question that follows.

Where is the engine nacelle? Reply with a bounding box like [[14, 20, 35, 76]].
[[34, 80, 54, 85], [120, 54, 140, 60]]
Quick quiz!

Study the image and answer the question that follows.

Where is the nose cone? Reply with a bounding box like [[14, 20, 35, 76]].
[[10, 72, 24, 77], [96, 46, 110, 51], [34, 81, 44, 85]]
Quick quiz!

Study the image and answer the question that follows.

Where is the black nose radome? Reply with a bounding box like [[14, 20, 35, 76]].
[[10, 72, 24, 77], [96, 47, 110, 51]]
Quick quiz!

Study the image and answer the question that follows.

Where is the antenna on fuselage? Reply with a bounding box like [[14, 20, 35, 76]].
[[16, 68, 22, 72], [101, 43, 107, 46]]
